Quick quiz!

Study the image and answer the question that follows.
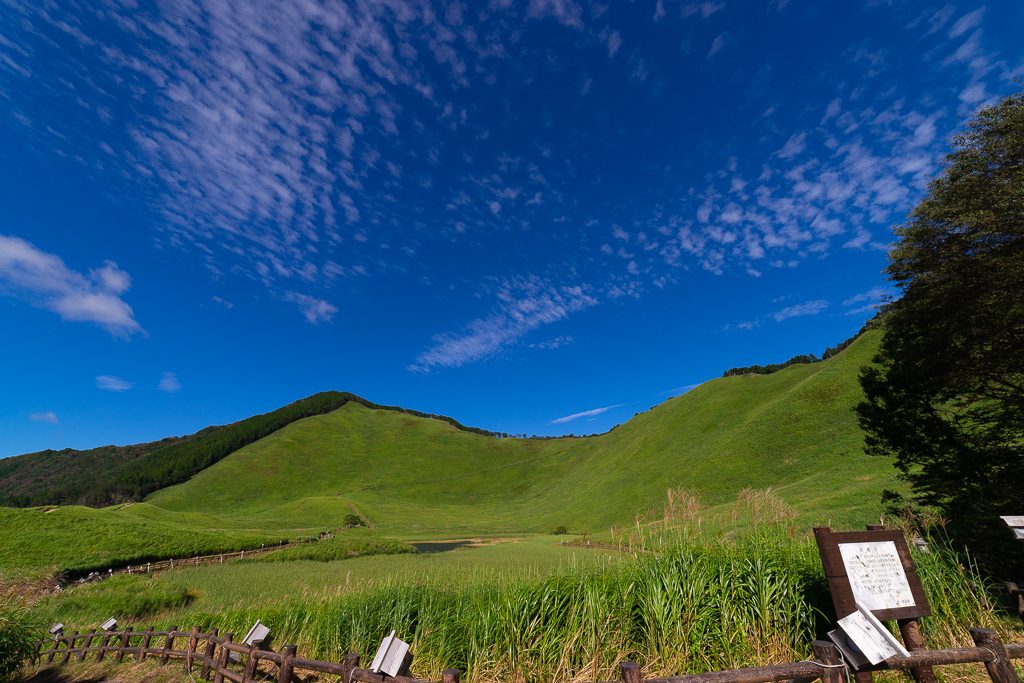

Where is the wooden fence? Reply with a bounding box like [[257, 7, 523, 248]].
[[33, 624, 1024, 683], [69, 540, 301, 585], [35, 624, 460, 683]]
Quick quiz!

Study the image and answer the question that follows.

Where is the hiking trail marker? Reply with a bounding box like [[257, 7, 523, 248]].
[[814, 526, 935, 683]]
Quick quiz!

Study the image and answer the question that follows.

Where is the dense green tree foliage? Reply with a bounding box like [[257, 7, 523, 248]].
[[858, 91, 1024, 572], [722, 331, 861, 378]]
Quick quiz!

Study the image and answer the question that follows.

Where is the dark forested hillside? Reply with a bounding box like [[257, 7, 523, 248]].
[[0, 392, 352, 507]]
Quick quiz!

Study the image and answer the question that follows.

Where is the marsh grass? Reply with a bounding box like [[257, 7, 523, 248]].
[[250, 532, 415, 563], [0, 603, 41, 678], [29, 492, 1023, 683]]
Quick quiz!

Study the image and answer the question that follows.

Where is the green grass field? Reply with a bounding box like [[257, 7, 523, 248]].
[[0, 330, 899, 582], [6, 331, 1020, 682]]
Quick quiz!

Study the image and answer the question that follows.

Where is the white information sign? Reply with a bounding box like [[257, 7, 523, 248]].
[[839, 541, 915, 611], [838, 604, 910, 665]]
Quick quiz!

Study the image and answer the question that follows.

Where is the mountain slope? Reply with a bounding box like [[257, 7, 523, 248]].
[[0, 392, 360, 506], [142, 329, 894, 533]]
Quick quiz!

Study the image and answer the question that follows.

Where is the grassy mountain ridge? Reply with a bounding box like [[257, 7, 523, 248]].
[[1, 390, 565, 508], [144, 328, 893, 533], [1, 392, 356, 506], [0, 329, 897, 577]]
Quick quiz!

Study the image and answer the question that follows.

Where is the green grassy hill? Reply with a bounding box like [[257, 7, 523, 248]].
[[0, 329, 898, 577], [0, 391, 497, 507], [145, 328, 893, 533]]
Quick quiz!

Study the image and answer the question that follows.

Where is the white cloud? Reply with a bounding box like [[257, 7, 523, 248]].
[[211, 296, 234, 309], [0, 235, 141, 337], [29, 411, 58, 424], [96, 375, 133, 392], [551, 404, 622, 424], [949, 9, 984, 38], [682, 2, 726, 19], [529, 335, 574, 349], [959, 82, 988, 104], [606, 31, 622, 58], [527, 0, 584, 27], [771, 299, 828, 321], [776, 133, 807, 159], [843, 286, 892, 315], [283, 292, 337, 324], [158, 372, 182, 393], [410, 277, 597, 372], [707, 32, 727, 59]]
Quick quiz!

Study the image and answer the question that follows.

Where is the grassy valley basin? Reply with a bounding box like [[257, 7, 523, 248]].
[[3, 330, 1022, 681]]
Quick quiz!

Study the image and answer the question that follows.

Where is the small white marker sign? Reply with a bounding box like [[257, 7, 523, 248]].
[[839, 541, 915, 611], [370, 630, 410, 677], [838, 603, 910, 665]]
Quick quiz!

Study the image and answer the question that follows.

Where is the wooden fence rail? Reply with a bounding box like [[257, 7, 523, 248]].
[[33, 625, 1024, 683], [68, 540, 306, 585]]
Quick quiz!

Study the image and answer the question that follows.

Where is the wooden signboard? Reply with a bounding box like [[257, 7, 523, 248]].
[[813, 527, 930, 621], [814, 526, 936, 683]]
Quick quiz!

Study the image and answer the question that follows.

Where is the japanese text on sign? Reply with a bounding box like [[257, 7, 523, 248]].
[[838, 541, 915, 611]]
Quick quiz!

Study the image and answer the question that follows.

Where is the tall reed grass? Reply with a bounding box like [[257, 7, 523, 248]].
[[35, 490, 1022, 683]]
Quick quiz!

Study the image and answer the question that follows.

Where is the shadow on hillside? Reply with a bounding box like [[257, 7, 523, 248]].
[[8, 668, 105, 683]]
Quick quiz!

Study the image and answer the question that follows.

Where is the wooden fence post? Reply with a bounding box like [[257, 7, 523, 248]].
[[32, 639, 43, 665], [244, 644, 260, 682], [202, 627, 219, 679], [278, 644, 297, 683], [116, 626, 131, 663], [60, 631, 77, 665], [213, 632, 233, 683], [185, 625, 200, 673], [970, 627, 1020, 683], [96, 630, 112, 662], [442, 668, 462, 683], [78, 629, 96, 661], [139, 626, 154, 662], [812, 640, 845, 683], [161, 627, 177, 665], [620, 660, 642, 683], [342, 652, 360, 683], [898, 618, 938, 683]]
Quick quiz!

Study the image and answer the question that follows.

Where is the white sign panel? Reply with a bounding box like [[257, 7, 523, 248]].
[[370, 630, 410, 677], [839, 541, 915, 611], [838, 604, 910, 665], [1000, 516, 1024, 528]]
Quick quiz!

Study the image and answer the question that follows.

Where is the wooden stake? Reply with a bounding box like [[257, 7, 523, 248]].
[[898, 618, 938, 683], [160, 627, 177, 665], [812, 641, 845, 683], [213, 632, 232, 683], [60, 631, 76, 664], [621, 660, 642, 683], [970, 628, 1020, 683], [185, 625, 200, 673], [278, 644, 297, 683], [140, 626, 154, 662], [202, 627, 219, 679]]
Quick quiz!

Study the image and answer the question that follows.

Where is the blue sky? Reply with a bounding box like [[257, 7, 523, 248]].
[[1, 1, 1022, 457]]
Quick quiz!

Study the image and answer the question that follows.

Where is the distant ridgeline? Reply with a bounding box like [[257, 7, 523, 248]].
[[722, 329, 865, 378], [0, 391, 502, 508]]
